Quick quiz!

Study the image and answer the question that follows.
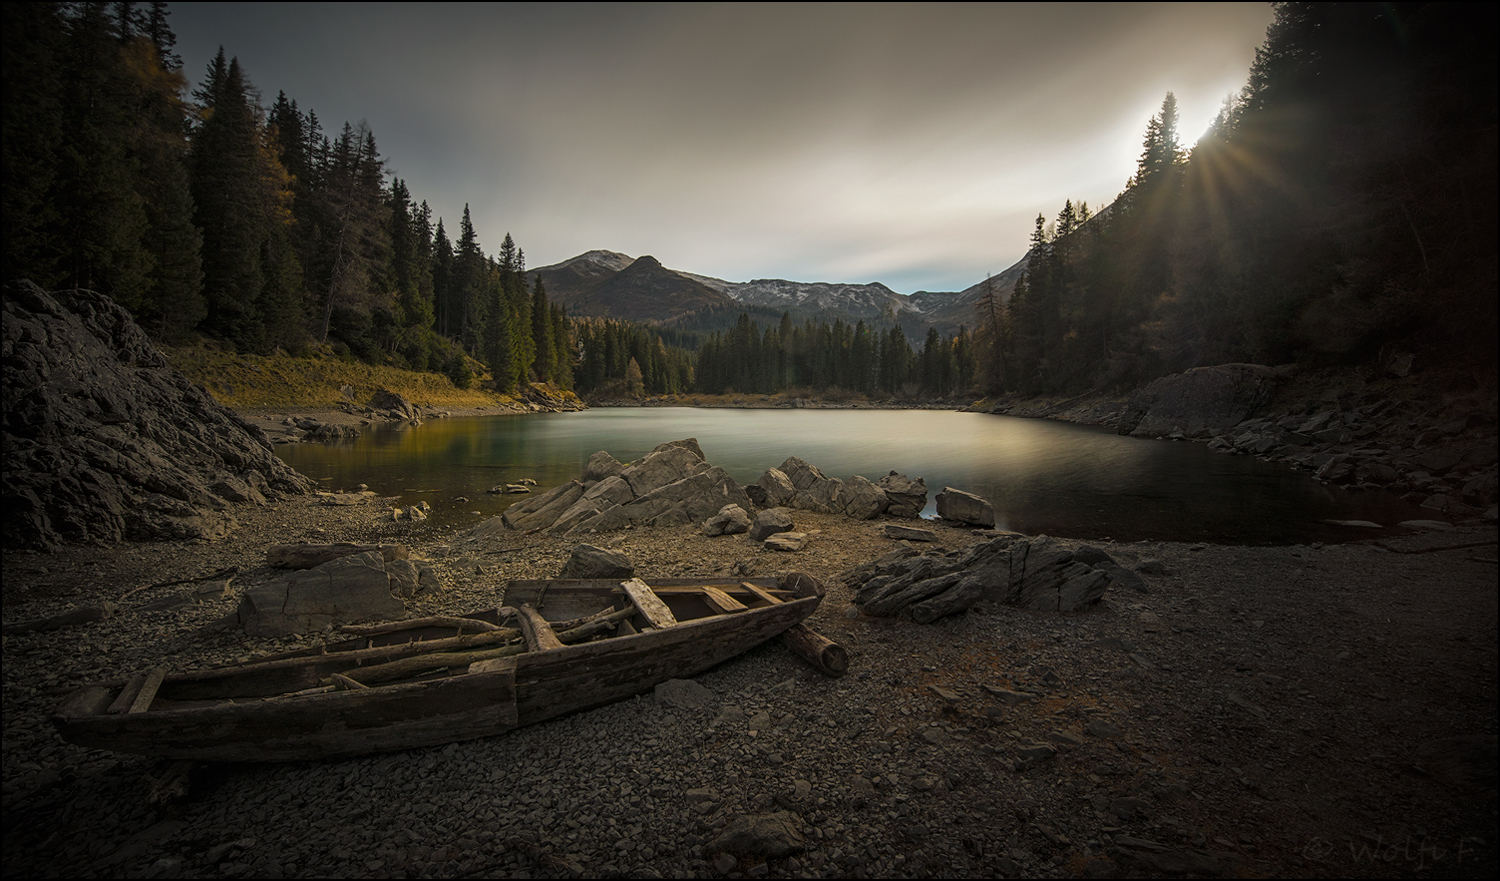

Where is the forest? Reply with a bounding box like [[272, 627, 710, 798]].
[[4, 3, 1494, 403], [2, 1, 569, 394], [975, 2, 1497, 396]]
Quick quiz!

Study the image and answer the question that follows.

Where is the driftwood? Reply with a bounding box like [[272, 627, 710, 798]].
[[781, 624, 848, 677], [339, 643, 528, 686], [517, 604, 565, 652], [121, 567, 238, 600], [267, 543, 409, 569], [340, 614, 508, 636], [2, 602, 120, 634]]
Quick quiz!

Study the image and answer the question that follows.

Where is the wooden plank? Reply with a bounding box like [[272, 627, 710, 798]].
[[127, 667, 168, 713], [700, 587, 749, 614], [621, 578, 678, 629], [107, 672, 147, 714], [517, 603, 565, 652], [650, 584, 792, 598], [740, 581, 785, 605]]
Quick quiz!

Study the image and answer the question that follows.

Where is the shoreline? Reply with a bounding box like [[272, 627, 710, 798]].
[[2, 494, 1496, 879]]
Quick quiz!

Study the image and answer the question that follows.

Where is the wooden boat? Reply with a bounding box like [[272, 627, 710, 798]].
[[53, 573, 824, 763]]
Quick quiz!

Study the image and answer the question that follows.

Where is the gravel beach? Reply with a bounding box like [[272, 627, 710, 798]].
[[3, 486, 1496, 880]]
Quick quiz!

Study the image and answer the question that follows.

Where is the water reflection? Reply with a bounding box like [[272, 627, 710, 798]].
[[276, 408, 1425, 544]]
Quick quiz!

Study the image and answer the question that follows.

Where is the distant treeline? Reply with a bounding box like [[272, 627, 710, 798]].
[[2, 2, 568, 393], [976, 2, 1498, 396]]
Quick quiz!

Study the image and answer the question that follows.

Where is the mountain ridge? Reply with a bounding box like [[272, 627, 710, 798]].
[[531, 251, 1029, 335]]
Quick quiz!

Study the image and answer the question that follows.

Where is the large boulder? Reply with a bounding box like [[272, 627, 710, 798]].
[[935, 487, 995, 527], [877, 472, 928, 518], [2, 281, 314, 550], [844, 534, 1117, 621], [1117, 364, 1293, 438], [559, 544, 634, 579], [234, 551, 427, 636]]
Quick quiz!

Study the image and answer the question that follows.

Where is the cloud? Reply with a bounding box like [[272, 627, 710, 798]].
[[170, 2, 1274, 293]]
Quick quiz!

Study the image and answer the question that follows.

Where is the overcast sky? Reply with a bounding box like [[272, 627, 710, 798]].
[[169, 2, 1275, 294]]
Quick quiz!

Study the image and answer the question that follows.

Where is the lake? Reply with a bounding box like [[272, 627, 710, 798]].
[[274, 407, 1426, 544]]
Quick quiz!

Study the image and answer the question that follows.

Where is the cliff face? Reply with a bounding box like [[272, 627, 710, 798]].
[[2, 280, 313, 550]]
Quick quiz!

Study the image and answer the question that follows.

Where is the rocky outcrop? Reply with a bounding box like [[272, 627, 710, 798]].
[[1117, 364, 1293, 438], [843, 534, 1120, 623], [756, 458, 924, 520], [487, 439, 754, 538], [2, 281, 314, 550], [233, 550, 441, 636]]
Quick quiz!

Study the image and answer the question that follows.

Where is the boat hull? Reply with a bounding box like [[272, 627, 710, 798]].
[[53, 576, 820, 762]]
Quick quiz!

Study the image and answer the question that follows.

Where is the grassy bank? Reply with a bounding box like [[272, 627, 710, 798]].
[[161, 340, 560, 411]]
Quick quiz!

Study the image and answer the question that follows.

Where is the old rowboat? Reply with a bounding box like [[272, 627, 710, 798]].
[[52, 573, 823, 763]]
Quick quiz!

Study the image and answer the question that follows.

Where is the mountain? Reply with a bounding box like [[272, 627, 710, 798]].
[[531, 253, 735, 322], [530, 249, 1031, 336]]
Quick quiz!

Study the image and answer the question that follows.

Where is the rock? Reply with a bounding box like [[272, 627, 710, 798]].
[[1086, 718, 1124, 739], [620, 444, 709, 497], [845, 534, 1112, 621], [763, 532, 808, 551], [2, 281, 312, 550], [841, 474, 890, 520], [235, 551, 408, 636], [877, 471, 928, 518], [935, 486, 996, 527], [755, 467, 797, 507], [655, 678, 715, 709], [368, 389, 416, 420], [1117, 363, 1291, 438], [883, 524, 937, 542], [581, 450, 625, 483], [559, 544, 634, 579], [707, 812, 806, 858], [749, 508, 795, 542], [703, 504, 752, 537]]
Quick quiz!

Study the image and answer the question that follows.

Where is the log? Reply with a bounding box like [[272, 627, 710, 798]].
[[781, 624, 848, 677], [267, 543, 409, 569], [517, 604, 565, 652], [339, 615, 504, 636], [338, 642, 527, 686]]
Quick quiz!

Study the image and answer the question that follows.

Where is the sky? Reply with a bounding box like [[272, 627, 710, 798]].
[[169, 2, 1275, 294]]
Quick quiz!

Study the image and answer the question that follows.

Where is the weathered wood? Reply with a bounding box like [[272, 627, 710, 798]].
[[339, 614, 505, 636], [781, 624, 848, 677], [267, 543, 409, 569], [107, 672, 147, 714], [621, 578, 678, 629], [121, 566, 238, 600], [554, 607, 637, 643], [740, 581, 785, 605], [517, 604, 565, 652], [700, 587, 749, 614], [128, 668, 168, 713], [161, 628, 522, 700], [339, 643, 527, 686], [779, 571, 825, 599], [331, 672, 370, 691], [53, 576, 820, 763], [649, 584, 793, 598]]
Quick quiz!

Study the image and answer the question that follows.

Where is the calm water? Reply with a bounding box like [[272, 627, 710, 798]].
[[275, 407, 1427, 544]]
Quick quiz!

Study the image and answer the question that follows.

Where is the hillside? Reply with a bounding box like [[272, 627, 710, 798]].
[[160, 340, 568, 412]]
